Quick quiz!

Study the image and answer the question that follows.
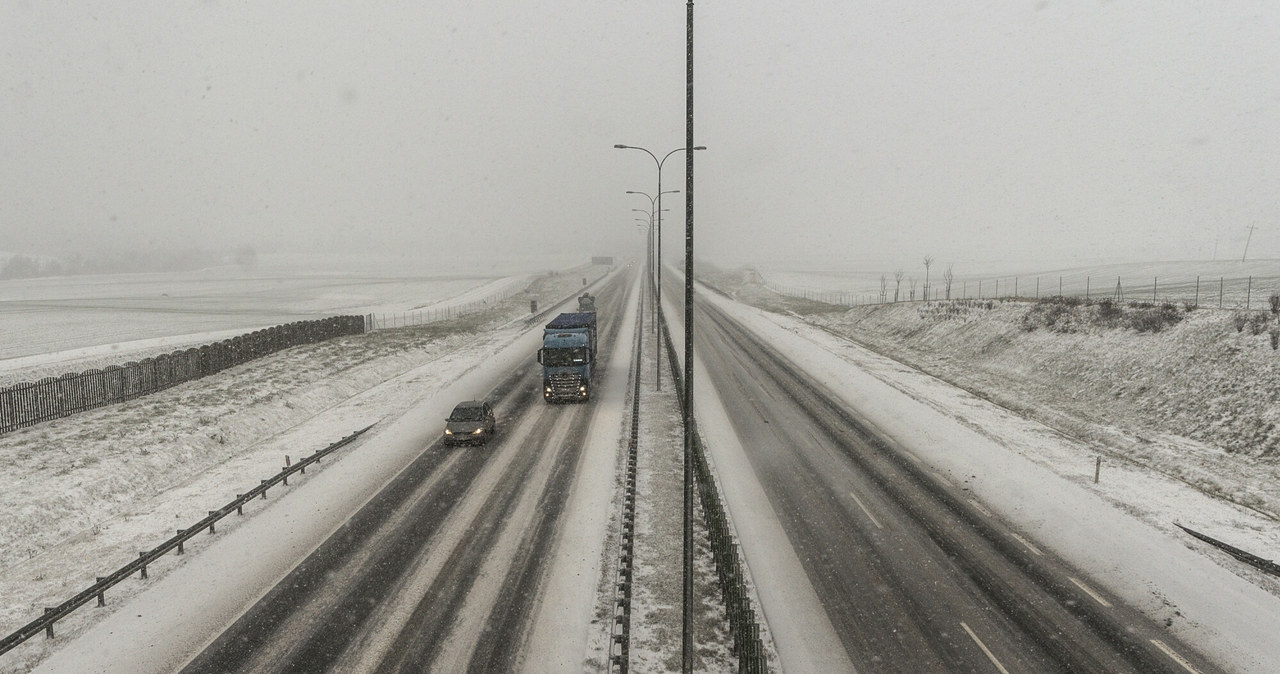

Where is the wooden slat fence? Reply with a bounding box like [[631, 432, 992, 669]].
[[0, 316, 365, 435]]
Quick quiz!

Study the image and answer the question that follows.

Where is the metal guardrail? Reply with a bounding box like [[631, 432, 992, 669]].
[[656, 303, 768, 673], [0, 424, 375, 658], [1176, 524, 1280, 577], [608, 277, 646, 673]]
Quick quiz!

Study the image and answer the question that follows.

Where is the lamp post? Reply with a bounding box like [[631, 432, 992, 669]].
[[615, 145, 705, 391], [681, 4, 697, 669], [634, 220, 654, 323], [627, 189, 679, 342]]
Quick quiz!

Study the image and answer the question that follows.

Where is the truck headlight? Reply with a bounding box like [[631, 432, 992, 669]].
[[472, 428, 484, 435], [444, 429, 453, 435]]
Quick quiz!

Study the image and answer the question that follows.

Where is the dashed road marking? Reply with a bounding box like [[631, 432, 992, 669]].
[[960, 621, 1011, 674], [848, 491, 883, 529], [1009, 532, 1043, 556], [1150, 639, 1203, 674], [1068, 577, 1112, 607], [967, 498, 992, 517]]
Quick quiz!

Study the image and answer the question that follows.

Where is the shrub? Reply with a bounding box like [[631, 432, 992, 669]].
[[1234, 312, 1250, 333], [1234, 311, 1270, 335], [1097, 298, 1123, 323], [1124, 303, 1183, 333], [1270, 292, 1280, 315]]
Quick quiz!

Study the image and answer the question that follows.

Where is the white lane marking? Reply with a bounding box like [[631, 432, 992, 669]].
[[1068, 577, 1112, 608], [1009, 532, 1043, 556], [967, 498, 993, 517], [1150, 639, 1203, 674], [905, 452, 923, 466], [960, 621, 1012, 674], [848, 491, 884, 529]]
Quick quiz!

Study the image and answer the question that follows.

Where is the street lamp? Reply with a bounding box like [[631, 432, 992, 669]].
[[627, 189, 679, 332], [614, 144, 706, 391], [633, 219, 654, 325]]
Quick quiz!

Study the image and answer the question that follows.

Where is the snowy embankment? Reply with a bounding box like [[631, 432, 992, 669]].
[[697, 269, 1280, 674], [809, 301, 1280, 520], [0, 265, 611, 673]]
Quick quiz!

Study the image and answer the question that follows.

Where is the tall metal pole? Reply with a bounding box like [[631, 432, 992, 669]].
[[632, 208, 658, 325], [655, 167, 665, 391], [626, 189, 675, 338], [682, 1, 695, 671], [616, 147, 702, 389]]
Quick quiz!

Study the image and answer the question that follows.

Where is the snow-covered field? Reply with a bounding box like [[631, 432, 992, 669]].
[[0, 266, 532, 385]]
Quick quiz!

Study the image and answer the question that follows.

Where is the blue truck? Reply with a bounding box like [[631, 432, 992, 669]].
[[538, 311, 598, 403]]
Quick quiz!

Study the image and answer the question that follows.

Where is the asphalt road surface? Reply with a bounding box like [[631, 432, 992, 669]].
[[179, 275, 631, 674], [691, 293, 1221, 674]]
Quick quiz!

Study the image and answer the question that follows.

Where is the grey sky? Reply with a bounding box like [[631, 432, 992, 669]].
[[3, 1, 1278, 271]]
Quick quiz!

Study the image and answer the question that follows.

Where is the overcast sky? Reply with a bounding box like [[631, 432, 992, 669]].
[[3, 1, 1278, 272]]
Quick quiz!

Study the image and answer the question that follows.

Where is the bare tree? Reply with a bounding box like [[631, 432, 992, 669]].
[[894, 269, 904, 302], [923, 255, 934, 302], [943, 264, 954, 300], [909, 277, 918, 301], [879, 274, 888, 303]]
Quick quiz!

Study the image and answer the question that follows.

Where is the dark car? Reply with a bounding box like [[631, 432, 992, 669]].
[[443, 400, 496, 446]]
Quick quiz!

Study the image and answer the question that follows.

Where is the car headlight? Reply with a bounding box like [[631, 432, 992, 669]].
[[444, 429, 453, 435], [472, 428, 484, 434]]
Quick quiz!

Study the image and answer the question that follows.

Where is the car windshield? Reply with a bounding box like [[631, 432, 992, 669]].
[[449, 406, 484, 422], [543, 348, 587, 367]]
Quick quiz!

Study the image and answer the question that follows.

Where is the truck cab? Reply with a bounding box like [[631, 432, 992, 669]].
[[538, 312, 597, 402]]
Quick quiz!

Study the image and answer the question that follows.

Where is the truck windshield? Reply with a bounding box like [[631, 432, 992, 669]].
[[543, 347, 587, 367]]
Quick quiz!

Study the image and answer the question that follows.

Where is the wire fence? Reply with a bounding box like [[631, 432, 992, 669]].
[[365, 283, 528, 330], [0, 316, 366, 435], [766, 274, 1280, 312]]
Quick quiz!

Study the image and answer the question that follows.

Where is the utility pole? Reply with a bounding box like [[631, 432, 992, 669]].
[[682, 1, 696, 671], [1242, 224, 1257, 262]]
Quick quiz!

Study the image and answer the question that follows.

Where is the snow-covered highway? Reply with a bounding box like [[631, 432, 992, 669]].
[[19, 268, 637, 673], [665, 274, 1280, 674], [691, 294, 1220, 672], [6, 262, 1280, 673]]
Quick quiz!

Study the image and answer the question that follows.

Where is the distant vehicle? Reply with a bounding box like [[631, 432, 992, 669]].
[[443, 400, 496, 445], [538, 312, 598, 402], [578, 292, 596, 312]]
